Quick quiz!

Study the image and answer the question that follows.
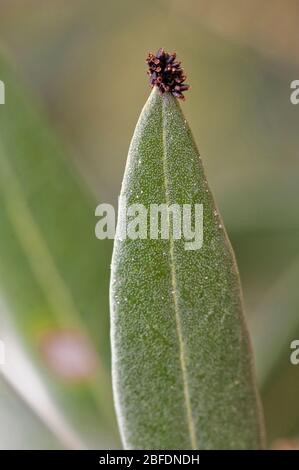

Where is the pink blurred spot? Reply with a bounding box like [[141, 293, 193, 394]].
[[40, 329, 98, 382], [272, 438, 299, 450]]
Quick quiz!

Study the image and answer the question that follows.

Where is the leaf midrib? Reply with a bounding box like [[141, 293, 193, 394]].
[[161, 95, 198, 450]]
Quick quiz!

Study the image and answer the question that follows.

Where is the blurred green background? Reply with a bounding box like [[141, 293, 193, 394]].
[[0, 0, 299, 449]]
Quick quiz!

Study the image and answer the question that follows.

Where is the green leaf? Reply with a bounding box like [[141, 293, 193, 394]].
[[110, 88, 265, 449], [0, 52, 118, 448]]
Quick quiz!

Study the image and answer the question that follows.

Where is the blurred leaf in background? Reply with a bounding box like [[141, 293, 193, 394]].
[[0, 375, 62, 450], [0, 51, 119, 448]]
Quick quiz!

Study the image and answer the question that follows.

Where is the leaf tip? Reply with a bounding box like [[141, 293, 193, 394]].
[[146, 48, 190, 100]]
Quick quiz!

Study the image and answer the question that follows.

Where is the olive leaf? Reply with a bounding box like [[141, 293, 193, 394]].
[[110, 87, 265, 449]]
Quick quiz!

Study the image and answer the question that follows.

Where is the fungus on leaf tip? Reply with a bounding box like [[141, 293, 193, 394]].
[[146, 48, 190, 100]]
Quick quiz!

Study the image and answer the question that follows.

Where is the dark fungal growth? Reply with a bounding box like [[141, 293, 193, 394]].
[[146, 48, 190, 100]]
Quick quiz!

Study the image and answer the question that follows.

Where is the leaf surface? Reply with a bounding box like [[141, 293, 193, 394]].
[[110, 88, 265, 449]]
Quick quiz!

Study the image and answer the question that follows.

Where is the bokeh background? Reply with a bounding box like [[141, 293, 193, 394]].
[[0, 0, 299, 449]]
